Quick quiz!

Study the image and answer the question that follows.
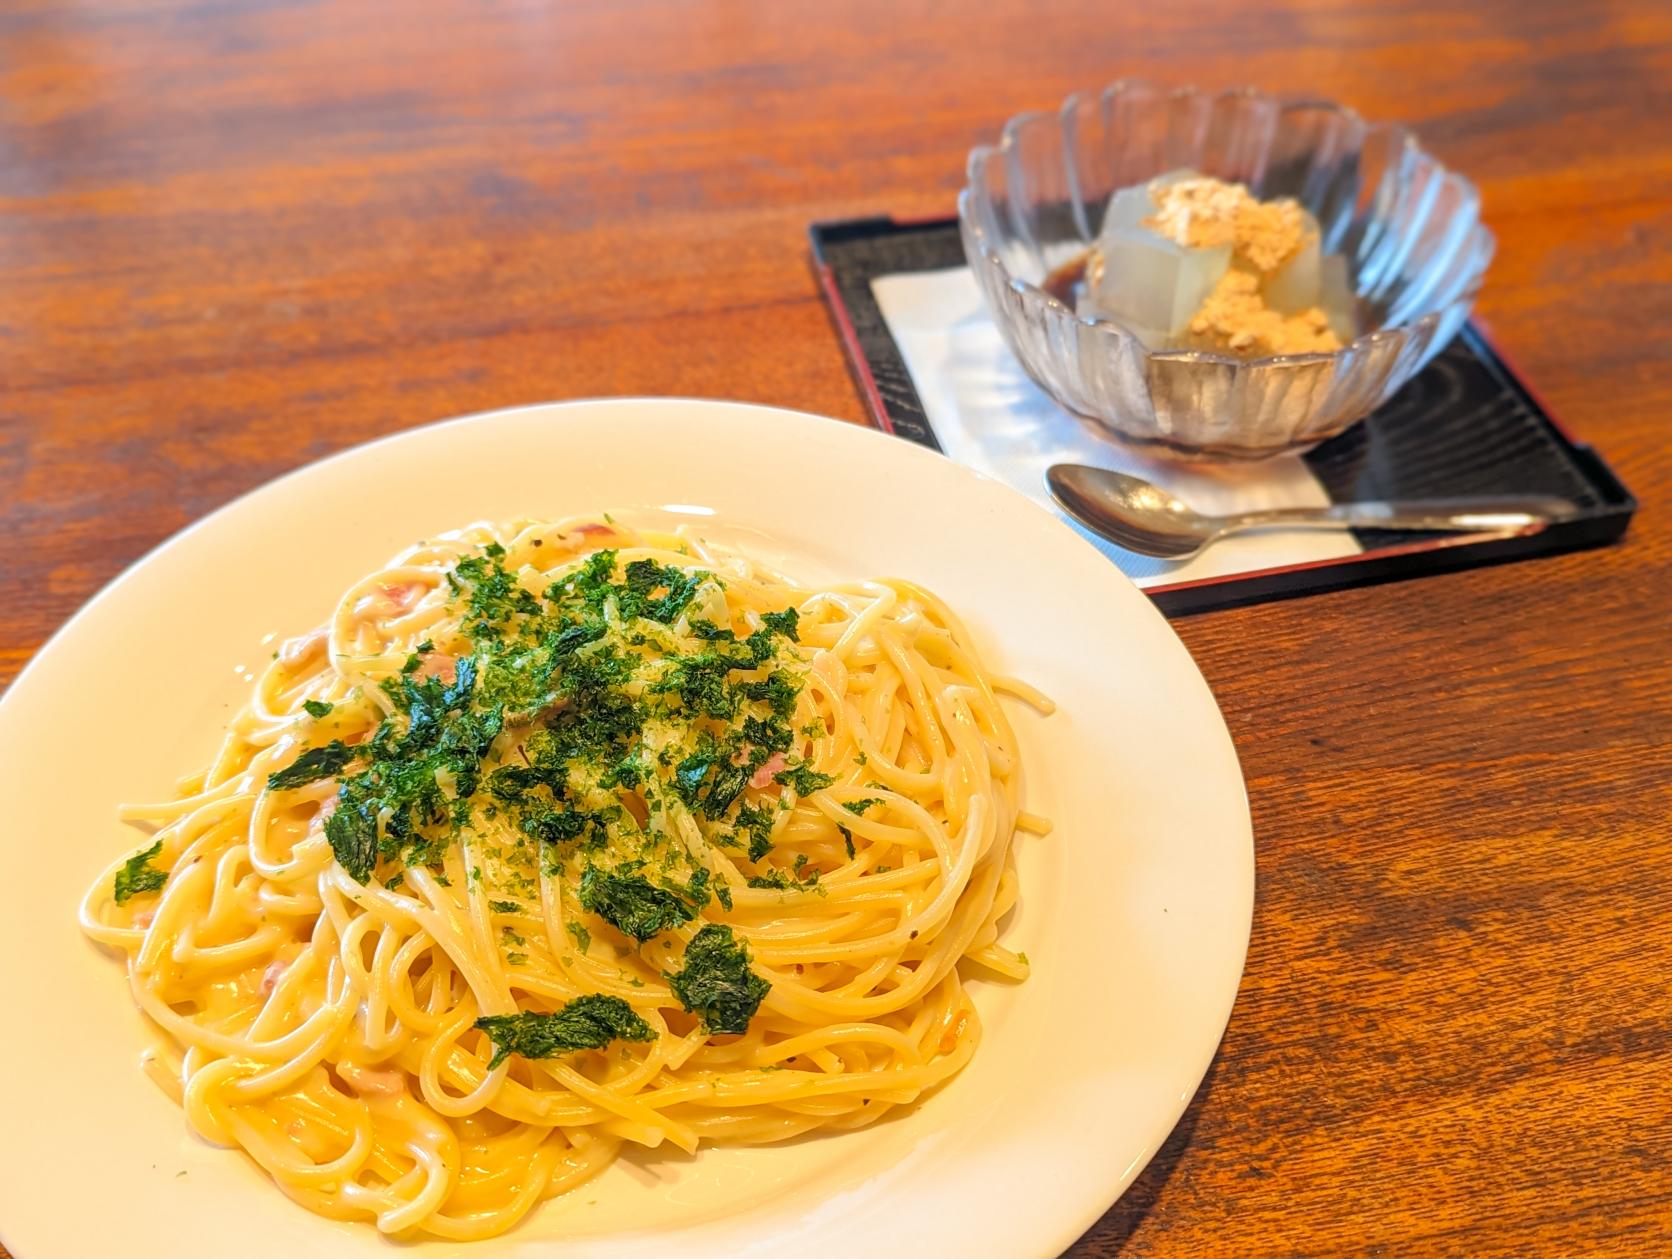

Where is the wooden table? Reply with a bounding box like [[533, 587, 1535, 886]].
[[3, 0, 1668, 1253]]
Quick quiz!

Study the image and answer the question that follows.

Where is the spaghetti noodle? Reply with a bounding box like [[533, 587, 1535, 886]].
[[80, 516, 1047, 1239]]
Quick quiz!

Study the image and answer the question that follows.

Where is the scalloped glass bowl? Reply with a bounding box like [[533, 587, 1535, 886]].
[[959, 82, 1495, 459]]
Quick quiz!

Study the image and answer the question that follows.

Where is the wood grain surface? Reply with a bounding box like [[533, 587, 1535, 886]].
[[3, 0, 1670, 1254]]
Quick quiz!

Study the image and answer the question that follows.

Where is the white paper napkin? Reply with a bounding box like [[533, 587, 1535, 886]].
[[869, 266, 1362, 588]]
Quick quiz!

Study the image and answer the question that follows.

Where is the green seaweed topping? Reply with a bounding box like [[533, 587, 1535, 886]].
[[305, 539, 813, 930], [666, 925, 770, 1035], [475, 995, 654, 1068], [114, 840, 167, 905], [267, 740, 355, 790], [577, 867, 697, 942]]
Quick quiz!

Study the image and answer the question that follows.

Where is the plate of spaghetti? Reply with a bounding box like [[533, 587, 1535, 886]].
[[0, 399, 1251, 1258]]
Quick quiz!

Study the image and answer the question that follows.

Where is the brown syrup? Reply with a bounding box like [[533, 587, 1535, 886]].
[[1041, 252, 1093, 308]]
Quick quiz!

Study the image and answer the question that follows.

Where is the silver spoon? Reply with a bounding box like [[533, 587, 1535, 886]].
[[1047, 463, 1577, 560]]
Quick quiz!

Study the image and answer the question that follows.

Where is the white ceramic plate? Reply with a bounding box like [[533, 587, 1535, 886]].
[[0, 399, 1251, 1259]]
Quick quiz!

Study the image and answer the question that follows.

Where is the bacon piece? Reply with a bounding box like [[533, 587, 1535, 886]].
[[340, 1065, 407, 1097], [131, 909, 155, 929], [278, 627, 327, 669], [260, 960, 289, 995], [750, 752, 787, 789], [415, 652, 457, 685], [618, 790, 649, 827], [546, 521, 620, 556], [380, 582, 424, 610], [353, 581, 426, 621], [939, 1011, 970, 1055]]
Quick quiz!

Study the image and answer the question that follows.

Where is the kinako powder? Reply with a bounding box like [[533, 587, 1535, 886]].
[[1142, 176, 1342, 357]]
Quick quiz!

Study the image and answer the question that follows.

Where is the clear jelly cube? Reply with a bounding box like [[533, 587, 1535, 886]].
[[1317, 253, 1357, 340], [1091, 227, 1230, 337], [1263, 211, 1322, 314]]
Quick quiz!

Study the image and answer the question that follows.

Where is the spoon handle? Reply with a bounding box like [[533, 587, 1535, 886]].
[[1230, 496, 1578, 534]]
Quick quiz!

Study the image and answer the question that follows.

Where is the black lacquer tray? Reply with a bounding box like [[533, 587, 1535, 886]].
[[812, 216, 1636, 616]]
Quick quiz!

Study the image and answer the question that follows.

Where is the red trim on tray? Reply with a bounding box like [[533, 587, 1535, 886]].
[[888, 210, 958, 228], [1469, 316, 1582, 446], [1147, 526, 1545, 594], [814, 259, 896, 435]]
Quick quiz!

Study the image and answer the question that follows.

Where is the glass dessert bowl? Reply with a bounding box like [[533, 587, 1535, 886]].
[[959, 82, 1495, 459]]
